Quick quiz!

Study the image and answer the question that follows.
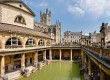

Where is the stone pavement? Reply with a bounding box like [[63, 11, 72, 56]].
[[6, 70, 21, 80]]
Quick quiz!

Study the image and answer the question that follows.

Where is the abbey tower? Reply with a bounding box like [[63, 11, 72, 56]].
[[34, 8, 62, 45]]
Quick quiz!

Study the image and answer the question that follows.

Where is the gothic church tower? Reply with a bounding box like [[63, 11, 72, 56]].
[[40, 8, 51, 26], [56, 20, 61, 44]]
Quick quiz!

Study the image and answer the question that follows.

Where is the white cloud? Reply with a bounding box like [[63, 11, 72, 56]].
[[67, 0, 110, 18], [39, 2, 48, 7], [68, 5, 85, 15]]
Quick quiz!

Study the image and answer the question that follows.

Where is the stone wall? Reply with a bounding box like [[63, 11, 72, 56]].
[[1, 3, 34, 29]]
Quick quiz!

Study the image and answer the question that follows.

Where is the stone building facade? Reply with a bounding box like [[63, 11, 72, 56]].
[[64, 31, 82, 44], [100, 23, 110, 47], [34, 9, 62, 45], [0, 0, 52, 78], [0, 1, 81, 79], [90, 32, 101, 46]]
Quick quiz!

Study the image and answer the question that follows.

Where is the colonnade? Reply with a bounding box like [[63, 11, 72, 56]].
[[81, 49, 106, 80], [0, 49, 75, 77]]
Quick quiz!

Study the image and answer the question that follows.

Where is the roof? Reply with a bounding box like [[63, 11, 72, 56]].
[[0, 0, 35, 16], [0, 23, 50, 39]]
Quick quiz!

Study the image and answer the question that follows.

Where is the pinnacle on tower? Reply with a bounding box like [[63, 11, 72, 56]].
[[46, 8, 49, 14]]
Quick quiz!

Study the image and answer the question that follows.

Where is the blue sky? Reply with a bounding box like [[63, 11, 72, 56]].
[[24, 0, 110, 35]]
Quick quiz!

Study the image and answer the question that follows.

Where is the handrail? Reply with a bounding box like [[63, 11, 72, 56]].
[[82, 46, 110, 69]]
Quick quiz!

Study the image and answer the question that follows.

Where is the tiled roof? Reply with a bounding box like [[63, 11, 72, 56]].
[[0, 23, 50, 39]]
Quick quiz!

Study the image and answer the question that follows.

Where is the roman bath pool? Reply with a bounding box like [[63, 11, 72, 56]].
[[18, 62, 83, 80]]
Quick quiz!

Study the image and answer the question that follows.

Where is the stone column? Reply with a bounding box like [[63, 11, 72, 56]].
[[1, 56, 5, 77], [100, 70, 105, 80], [70, 49, 72, 61], [34, 52, 38, 62], [33, 51, 38, 66], [88, 58, 92, 80], [59, 49, 62, 60], [21, 53, 25, 70], [49, 49, 52, 60], [43, 50, 46, 61], [81, 49, 84, 64]]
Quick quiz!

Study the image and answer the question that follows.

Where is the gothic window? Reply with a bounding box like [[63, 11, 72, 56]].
[[6, 37, 22, 46], [26, 38, 35, 46], [48, 28, 51, 32], [38, 39, 45, 46], [15, 15, 26, 25]]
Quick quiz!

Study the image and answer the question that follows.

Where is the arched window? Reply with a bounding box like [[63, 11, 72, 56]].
[[26, 38, 35, 46], [15, 15, 26, 25], [5, 37, 22, 48], [38, 39, 45, 46], [6, 37, 21, 45]]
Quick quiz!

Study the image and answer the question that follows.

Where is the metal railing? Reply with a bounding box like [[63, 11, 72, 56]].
[[82, 45, 110, 69]]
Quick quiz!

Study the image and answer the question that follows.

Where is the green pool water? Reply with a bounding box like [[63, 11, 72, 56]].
[[18, 62, 82, 80]]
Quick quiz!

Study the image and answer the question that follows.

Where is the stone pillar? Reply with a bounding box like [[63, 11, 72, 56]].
[[33, 52, 38, 65], [43, 50, 46, 61], [88, 58, 92, 80], [1, 56, 5, 77], [59, 49, 62, 60], [49, 49, 52, 60], [33, 52, 38, 67], [70, 49, 72, 61], [100, 70, 105, 80], [81, 49, 84, 64], [21, 54, 25, 70]]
